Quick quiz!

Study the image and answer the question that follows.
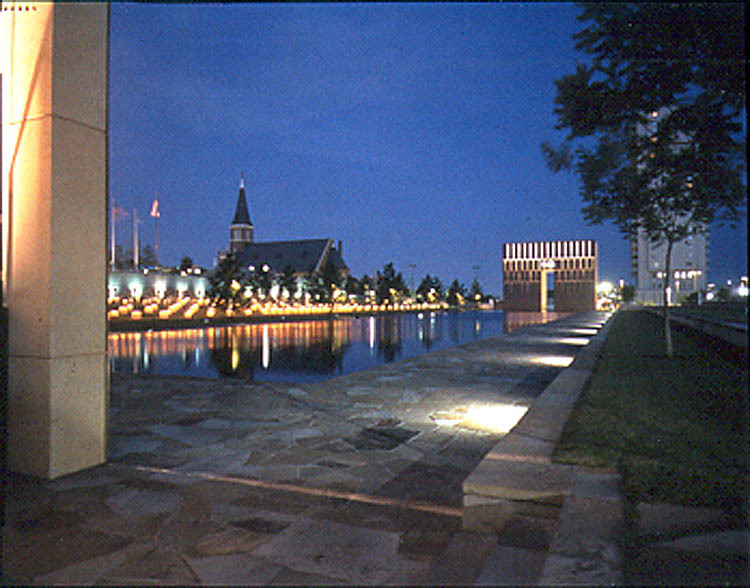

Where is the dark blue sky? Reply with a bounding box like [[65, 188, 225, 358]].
[[109, 3, 747, 295]]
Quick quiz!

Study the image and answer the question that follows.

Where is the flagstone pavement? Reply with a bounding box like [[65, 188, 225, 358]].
[[3, 312, 613, 585]]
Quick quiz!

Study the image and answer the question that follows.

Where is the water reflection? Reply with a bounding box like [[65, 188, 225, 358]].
[[108, 310, 506, 383], [503, 311, 573, 333]]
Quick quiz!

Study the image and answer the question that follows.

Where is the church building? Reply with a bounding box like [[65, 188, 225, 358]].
[[228, 176, 348, 279]]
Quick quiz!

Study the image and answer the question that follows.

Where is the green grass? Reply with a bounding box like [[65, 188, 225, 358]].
[[554, 309, 747, 516]]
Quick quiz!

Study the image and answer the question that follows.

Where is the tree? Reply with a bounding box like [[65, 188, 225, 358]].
[[208, 253, 243, 306], [469, 278, 484, 302], [360, 274, 376, 301], [114, 244, 128, 270], [320, 262, 341, 303], [255, 264, 274, 299], [179, 256, 194, 272], [303, 272, 328, 303], [416, 274, 444, 302], [140, 244, 157, 268], [341, 274, 362, 297], [376, 262, 409, 304], [278, 265, 297, 300], [619, 284, 636, 304], [447, 279, 467, 306], [542, 3, 746, 356]]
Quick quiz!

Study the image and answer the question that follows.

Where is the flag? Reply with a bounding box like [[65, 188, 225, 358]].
[[113, 205, 129, 219], [150, 197, 160, 218]]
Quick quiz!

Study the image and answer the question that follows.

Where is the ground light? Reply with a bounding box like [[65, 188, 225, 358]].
[[463, 404, 529, 434], [429, 403, 529, 434], [529, 354, 574, 368]]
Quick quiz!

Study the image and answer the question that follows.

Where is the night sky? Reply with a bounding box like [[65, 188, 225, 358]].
[[109, 3, 747, 295]]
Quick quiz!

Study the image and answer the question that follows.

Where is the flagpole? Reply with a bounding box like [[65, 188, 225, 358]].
[[133, 208, 139, 270], [154, 215, 159, 268], [110, 198, 116, 270], [151, 193, 160, 268]]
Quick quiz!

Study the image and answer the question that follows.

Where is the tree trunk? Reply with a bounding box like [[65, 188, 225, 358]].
[[663, 239, 674, 357]]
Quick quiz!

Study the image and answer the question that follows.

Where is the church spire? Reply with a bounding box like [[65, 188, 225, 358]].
[[230, 173, 253, 254], [232, 173, 252, 225]]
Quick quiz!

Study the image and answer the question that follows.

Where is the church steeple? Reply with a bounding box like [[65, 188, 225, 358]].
[[230, 173, 253, 254]]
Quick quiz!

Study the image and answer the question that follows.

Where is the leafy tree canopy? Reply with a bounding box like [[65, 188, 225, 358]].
[[542, 3, 746, 356], [376, 262, 409, 303], [208, 253, 243, 305], [542, 2, 746, 242], [179, 256, 194, 272], [447, 279, 467, 306], [416, 274, 444, 301], [469, 278, 484, 300]]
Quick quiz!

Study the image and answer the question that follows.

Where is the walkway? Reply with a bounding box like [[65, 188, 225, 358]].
[[3, 311, 611, 585]]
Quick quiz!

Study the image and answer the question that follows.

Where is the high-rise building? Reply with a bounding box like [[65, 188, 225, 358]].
[[631, 229, 708, 304], [630, 108, 709, 304]]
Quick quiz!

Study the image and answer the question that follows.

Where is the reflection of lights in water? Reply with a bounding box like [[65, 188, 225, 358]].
[[417, 313, 423, 319], [475, 320, 481, 334], [262, 324, 270, 369], [109, 312, 506, 379], [530, 354, 574, 367], [231, 332, 239, 371]]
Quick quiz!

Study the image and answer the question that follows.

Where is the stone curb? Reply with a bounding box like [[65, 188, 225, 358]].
[[643, 306, 747, 349], [463, 311, 622, 585]]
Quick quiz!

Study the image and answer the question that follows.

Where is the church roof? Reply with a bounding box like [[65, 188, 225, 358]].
[[235, 238, 348, 275], [231, 177, 252, 226]]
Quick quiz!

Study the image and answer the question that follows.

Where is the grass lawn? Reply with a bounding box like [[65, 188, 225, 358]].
[[554, 309, 747, 517]]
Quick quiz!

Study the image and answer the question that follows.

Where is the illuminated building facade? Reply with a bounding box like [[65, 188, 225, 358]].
[[502, 240, 598, 312], [108, 269, 208, 301], [630, 108, 709, 304], [631, 229, 708, 304]]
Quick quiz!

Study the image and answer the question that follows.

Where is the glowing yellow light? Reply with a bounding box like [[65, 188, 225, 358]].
[[570, 328, 598, 336], [558, 337, 589, 346], [597, 281, 613, 295], [531, 355, 574, 367], [463, 404, 529, 434]]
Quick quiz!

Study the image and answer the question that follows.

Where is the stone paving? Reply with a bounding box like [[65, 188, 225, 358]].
[[3, 312, 613, 585]]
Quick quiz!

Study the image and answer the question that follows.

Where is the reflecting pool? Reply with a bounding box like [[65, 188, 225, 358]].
[[109, 310, 514, 383]]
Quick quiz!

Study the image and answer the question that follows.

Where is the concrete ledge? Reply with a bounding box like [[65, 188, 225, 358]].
[[463, 460, 575, 504], [465, 311, 624, 584], [645, 307, 748, 350], [462, 311, 614, 532]]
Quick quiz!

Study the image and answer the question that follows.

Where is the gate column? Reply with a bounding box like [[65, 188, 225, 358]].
[[2, 2, 108, 478]]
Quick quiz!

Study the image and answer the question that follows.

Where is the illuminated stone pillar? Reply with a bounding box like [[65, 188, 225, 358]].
[[1, 3, 108, 478]]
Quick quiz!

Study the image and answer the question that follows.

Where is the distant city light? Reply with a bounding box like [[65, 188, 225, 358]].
[[597, 281, 613, 295]]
